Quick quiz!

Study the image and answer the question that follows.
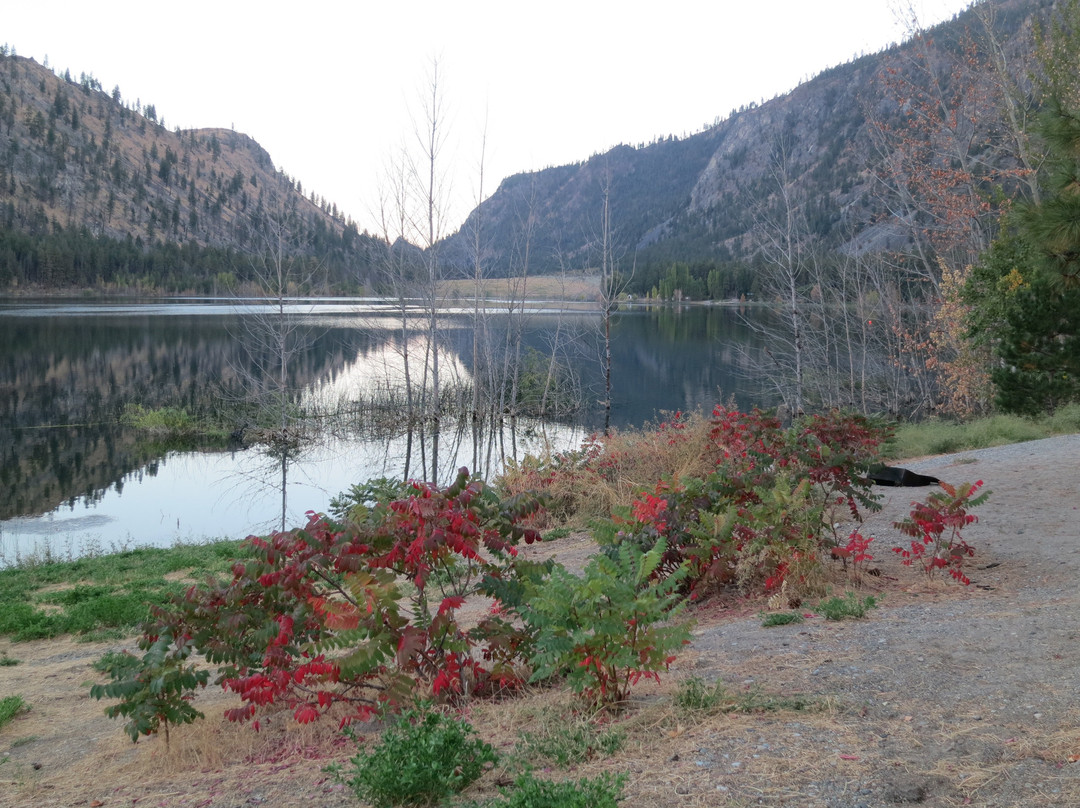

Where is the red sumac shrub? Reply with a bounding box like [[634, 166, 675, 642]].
[[122, 469, 549, 734], [893, 480, 989, 585], [607, 408, 891, 597]]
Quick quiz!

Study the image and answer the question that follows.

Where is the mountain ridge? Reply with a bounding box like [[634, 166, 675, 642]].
[[441, 0, 1052, 283], [0, 0, 1057, 293]]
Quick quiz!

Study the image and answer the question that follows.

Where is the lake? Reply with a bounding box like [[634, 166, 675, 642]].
[[0, 298, 767, 561]]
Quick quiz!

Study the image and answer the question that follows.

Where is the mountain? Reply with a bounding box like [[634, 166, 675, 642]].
[[0, 51, 385, 293], [0, 0, 1058, 295], [441, 0, 1054, 287]]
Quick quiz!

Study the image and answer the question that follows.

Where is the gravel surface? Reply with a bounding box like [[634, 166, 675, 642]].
[[676, 434, 1080, 806]]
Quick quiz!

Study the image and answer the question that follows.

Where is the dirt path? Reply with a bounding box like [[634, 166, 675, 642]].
[[2, 435, 1079, 807]]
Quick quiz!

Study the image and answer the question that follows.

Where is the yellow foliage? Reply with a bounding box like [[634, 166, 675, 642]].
[[928, 261, 993, 418]]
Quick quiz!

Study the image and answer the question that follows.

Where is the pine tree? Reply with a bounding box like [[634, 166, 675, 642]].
[[971, 100, 1080, 415], [1019, 97, 1080, 289]]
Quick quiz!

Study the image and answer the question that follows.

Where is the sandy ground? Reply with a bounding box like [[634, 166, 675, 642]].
[[1, 435, 1079, 807]]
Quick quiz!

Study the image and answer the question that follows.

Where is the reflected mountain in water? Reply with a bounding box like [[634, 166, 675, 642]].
[[0, 301, 764, 537]]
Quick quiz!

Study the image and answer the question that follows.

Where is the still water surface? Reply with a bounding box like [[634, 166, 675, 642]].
[[0, 299, 766, 560]]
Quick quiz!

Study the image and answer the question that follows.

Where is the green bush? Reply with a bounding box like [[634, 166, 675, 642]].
[[522, 539, 691, 708], [331, 707, 497, 807]]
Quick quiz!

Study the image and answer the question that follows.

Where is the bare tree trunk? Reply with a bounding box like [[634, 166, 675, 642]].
[[418, 59, 447, 483]]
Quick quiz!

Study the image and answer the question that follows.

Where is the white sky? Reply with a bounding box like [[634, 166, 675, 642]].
[[5, 0, 974, 235]]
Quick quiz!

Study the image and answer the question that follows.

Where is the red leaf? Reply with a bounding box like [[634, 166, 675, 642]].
[[438, 595, 466, 615]]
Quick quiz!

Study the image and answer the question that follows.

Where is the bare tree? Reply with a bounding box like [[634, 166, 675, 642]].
[[751, 136, 811, 415], [413, 58, 452, 482], [594, 168, 634, 434], [233, 194, 318, 530]]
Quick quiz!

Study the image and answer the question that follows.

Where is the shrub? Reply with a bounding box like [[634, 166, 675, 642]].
[[600, 408, 890, 599], [522, 539, 691, 708], [894, 480, 989, 585], [92, 469, 549, 740], [330, 706, 497, 807], [89, 635, 208, 744]]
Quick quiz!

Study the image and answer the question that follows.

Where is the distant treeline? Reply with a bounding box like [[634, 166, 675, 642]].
[[0, 220, 386, 295], [624, 259, 760, 301]]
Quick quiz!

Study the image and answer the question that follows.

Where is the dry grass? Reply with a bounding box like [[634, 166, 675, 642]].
[[499, 410, 717, 528], [439, 273, 602, 304]]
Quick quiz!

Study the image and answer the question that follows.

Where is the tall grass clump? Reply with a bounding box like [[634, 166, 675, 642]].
[[0, 695, 28, 730], [497, 410, 715, 527]]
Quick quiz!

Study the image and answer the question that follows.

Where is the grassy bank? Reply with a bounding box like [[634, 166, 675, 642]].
[[0, 540, 249, 642], [888, 403, 1080, 459]]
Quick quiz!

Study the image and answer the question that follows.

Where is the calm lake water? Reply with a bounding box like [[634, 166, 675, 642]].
[[0, 298, 766, 561]]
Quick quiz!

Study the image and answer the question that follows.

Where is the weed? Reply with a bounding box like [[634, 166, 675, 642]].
[[514, 710, 624, 768], [761, 611, 804, 627], [674, 677, 815, 714], [541, 527, 571, 541], [0, 696, 28, 730], [465, 772, 625, 808], [0, 652, 19, 666], [329, 706, 497, 807], [10, 735, 37, 747], [815, 593, 879, 621]]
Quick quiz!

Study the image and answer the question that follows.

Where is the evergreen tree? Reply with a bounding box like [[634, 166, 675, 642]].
[[1018, 97, 1080, 289], [969, 99, 1080, 415]]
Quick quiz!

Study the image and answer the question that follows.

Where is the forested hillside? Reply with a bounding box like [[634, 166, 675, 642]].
[[0, 50, 386, 293], [441, 0, 1054, 296]]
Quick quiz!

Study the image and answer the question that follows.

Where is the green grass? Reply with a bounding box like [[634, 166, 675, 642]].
[[889, 404, 1080, 459], [0, 696, 28, 731], [514, 710, 624, 768], [814, 593, 879, 621], [761, 611, 804, 627], [0, 540, 250, 641]]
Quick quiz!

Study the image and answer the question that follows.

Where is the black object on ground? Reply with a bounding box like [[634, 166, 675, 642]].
[[867, 466, 941, 487]]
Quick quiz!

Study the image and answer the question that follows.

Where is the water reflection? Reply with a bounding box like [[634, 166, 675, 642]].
[[0, 300, 764, 561], [0, 418, 584, 561]]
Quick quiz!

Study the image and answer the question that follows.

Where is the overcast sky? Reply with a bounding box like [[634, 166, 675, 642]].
[[5, 0, 974, 234]]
